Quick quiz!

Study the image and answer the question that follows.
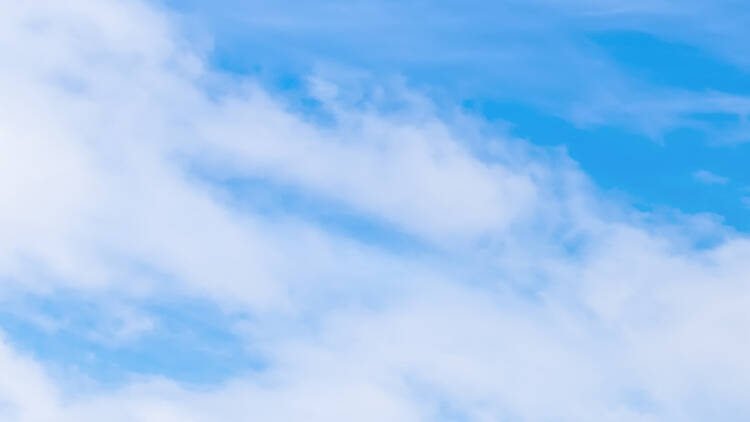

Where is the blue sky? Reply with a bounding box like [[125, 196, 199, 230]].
[[1, 0, 750, 421], [166, 0, 750, 230]]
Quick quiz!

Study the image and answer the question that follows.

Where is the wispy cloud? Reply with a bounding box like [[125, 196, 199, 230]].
[[693, 169, 729, 184], [168, 0, 750, 141]]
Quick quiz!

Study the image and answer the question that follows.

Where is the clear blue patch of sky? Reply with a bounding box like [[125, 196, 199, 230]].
[[0, 294, 265, 385], [464, 99, 750, 231], [589, 31, 750, 94]]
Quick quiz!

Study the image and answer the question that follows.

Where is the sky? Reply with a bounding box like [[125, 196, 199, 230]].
[[1, 0, 749, 421]]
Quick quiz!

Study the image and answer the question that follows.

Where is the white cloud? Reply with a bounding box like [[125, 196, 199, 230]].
[[693, 169, 729, 184], [0, 1, 750, 421]]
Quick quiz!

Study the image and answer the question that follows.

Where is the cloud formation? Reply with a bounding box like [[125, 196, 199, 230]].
[[1, 1, 750, 421], [170, 0, 750, 140], [693, 170, 729, 184]]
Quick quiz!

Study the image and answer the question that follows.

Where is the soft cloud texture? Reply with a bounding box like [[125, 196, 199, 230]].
[[1, 1, 750, 421], [169, 0, 750, 140], [693, 169, 729, 184]]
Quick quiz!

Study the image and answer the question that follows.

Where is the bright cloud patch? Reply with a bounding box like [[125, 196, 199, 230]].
[[1, 1, 750, 421]]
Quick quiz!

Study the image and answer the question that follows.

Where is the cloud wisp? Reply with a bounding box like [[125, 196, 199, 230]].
[[693, 170, 729, 185]]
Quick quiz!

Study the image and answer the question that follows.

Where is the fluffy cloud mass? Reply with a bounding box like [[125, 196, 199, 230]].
[[1, 0, 749, 421]]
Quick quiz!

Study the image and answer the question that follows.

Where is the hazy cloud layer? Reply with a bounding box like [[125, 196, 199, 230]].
[[1, 1, 750, 421]]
